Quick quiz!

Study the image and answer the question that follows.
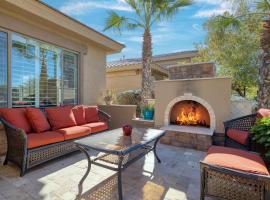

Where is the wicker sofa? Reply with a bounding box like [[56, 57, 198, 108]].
[[200, 146, 270, 200], [0, 105, 111, 176]]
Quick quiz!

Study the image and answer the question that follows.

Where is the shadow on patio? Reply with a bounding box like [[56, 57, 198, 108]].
[[0, 144, 206, 200]]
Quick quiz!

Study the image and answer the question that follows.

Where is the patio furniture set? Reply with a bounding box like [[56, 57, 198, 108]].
[[1, 106, 270, 200]]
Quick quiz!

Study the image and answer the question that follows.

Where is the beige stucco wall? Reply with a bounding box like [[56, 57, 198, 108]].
[[106, 69, 168, 93], [82, 45, 107, 104], [98, 105, 137, 129], [106, 70, 142, 93], [154, 78, 231, 133]]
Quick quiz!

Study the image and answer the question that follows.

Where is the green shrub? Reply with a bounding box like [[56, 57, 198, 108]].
[[116, 89, 142, 116], [251, 117, 270, 157]]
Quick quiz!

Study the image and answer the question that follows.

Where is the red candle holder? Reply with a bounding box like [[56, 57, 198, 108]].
[[122, 125, 133, 136]]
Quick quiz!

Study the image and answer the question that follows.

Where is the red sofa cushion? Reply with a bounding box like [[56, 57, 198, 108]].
[[227, 129, 249, 145], [72, 105, 86, 125], [81, 122, 108, 133], [26, 108, 51, 133], [84, 106, 99, 123], [57, 126, 90, 140], [45, 107, 77, 130], [257, 108, 270, 118], [203, 146, 269, 176], [27, 131, 65, 149], [0, 108, 31, 133]]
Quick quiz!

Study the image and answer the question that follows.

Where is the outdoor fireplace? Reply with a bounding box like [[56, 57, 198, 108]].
[[154, 62, 231, 151], [170, 100, 210, 128]]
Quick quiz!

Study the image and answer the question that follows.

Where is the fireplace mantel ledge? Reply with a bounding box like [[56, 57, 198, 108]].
[[160, 125, 214, 136]]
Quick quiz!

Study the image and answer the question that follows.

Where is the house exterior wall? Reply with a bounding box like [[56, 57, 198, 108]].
[[0, 6, 111, 155], [106, 70, 142, 92], [106, 69, 168, 93]]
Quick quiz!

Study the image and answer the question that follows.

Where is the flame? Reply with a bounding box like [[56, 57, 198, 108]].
[[176, 109, 200, 126]]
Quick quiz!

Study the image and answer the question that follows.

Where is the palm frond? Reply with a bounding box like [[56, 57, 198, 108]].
[[103, 11, 141, 33], [151, 0, 193, 25], [256, 0, 270, 12]]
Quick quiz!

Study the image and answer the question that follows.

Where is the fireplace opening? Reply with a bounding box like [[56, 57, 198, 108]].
[[170, 100, 210, 128]]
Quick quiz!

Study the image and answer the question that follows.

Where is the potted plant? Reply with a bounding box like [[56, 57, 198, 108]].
[[103, 90, 115, 105], [251, 117, 270, 158], [142, 102, 155, 120]]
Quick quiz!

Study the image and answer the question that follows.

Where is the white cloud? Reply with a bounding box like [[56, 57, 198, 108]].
[[194, 1, 232, 18], [60, 0, 132, 15], [192, 23, 202, 31]]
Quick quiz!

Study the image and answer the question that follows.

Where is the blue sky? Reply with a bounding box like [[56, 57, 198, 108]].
[[41, 0, 231, 61]]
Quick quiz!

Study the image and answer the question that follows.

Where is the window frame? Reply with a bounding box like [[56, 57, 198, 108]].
[[0, 27, 80, 108]]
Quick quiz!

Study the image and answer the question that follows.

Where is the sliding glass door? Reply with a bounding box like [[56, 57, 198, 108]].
[[0, 31, 8, 108]]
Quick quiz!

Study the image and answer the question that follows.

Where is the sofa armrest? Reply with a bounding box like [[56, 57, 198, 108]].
[[98, 109, 111, 126], [0, 118, 27, 171]]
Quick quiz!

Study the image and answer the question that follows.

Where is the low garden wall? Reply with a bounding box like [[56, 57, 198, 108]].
[[98, 105, 137, 129]]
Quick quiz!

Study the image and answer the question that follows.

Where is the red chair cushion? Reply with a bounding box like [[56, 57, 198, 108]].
[[26, 108, 51, 133], [227, 129, 249, 145], [257, 108, 270, 118], [0, 108, 31, 133], [72, 105, 86, 125], [203, 146, 269, 176], [27, 131, 65, 149], [56, 126, 90, 140], [81, 122, 108, 133], [84, 106, 99, 123], [45, 107, 77, 130]]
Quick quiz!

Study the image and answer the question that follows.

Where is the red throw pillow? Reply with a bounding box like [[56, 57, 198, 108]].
[[84, 106, 99, 123], [45, 107, 77, 130], [257, 108, 270, 118], [227, 129, 249, 145], [72, 105, 86, 125], [0, 108, 31, 133], [26, 108, 51, 133]]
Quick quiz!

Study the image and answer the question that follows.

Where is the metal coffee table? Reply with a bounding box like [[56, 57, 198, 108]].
[[74, 127, 165, 200]]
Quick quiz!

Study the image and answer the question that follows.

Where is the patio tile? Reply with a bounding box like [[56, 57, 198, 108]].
[[0, 144, 216, 200]]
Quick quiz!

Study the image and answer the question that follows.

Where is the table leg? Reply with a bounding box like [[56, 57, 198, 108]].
[[117, 155, 124, 200], [153, 137, 162, 163], [76, 145, 92, 200]]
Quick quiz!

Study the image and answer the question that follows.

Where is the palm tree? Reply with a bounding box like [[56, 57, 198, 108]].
[[256, 0, 270, 108], [104, 0, 193, 105]]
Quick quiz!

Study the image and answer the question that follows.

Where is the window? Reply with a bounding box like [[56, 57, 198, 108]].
[[0, 31, 8, 108], [11, 33, 78, 107], [39, 46, 61, 107], [63, 51, 78, 105]]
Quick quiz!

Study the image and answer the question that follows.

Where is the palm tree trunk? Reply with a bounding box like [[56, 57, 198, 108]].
[[141, 28, 153, 105], [258, 16, 270, 108]]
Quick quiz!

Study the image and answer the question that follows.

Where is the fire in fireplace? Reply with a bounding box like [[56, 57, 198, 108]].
[[170, 100, 210, 128]]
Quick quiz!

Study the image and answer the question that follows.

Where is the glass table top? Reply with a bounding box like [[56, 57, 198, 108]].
[[74, 127, 165, 155]]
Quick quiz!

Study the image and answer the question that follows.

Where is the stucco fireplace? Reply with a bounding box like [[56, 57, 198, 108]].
[[154, 62, 231, 151]]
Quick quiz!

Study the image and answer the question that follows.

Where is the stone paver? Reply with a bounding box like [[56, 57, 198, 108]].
[[0, 144, 213, 200]]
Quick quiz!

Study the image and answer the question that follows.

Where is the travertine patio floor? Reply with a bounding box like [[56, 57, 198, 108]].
[[0, 144, 213, 200]]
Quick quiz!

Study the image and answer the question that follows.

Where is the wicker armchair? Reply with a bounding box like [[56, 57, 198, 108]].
[[224, 114, 257, 150], [1, 109, 111, 176], [200, 162, 270, 200]]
